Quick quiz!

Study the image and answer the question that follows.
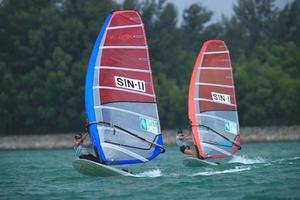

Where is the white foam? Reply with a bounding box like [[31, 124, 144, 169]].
[[192, 166, 251, 176], [289, 156, 300, 161], [228, 155, 265, 164], [279, 156, 300, 162], [273, 156, 300, 165], [135, 169, 162, 178]]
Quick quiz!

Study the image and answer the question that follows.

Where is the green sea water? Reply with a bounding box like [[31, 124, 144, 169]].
[[1, 142, 300, 200]]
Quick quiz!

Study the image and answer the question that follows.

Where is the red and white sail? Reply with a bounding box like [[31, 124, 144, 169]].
[[188, 40, 241, 159]]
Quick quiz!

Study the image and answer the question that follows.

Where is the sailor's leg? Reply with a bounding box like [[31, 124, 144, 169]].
[[184, 146, 198, 157]]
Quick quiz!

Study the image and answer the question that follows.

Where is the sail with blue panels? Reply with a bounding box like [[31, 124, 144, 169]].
[[85, 10, 164, 165]]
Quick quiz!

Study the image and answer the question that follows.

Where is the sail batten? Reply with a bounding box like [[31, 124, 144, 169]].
[[95, 66, 152, 73], [85, 10, 163, 165], [198, 67, 232, 70], [188, 40, 240, 159], [99, 46, 148, 49], [203, 50, 229, 55], [195, 82, 234, 88], [193, 98, 237, 106], [93, 86, 155, 97], [106, 24, 143, 30]]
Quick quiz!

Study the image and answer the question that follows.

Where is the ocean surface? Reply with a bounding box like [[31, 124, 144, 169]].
[[1, 142, 299, 200]]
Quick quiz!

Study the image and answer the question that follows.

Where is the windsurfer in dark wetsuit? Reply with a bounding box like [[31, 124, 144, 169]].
[[176, 129, 198, 157], [74, 132, 98, 162]]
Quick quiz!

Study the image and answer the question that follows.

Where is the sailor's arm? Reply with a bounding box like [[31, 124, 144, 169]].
[[82, 132, 88, 140], [183, 134, 193, 140], [78, 132, 88, 143]]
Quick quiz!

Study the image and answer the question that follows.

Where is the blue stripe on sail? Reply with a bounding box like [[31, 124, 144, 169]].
[[85, 12, 113, 162], [218, 139, 232, 147], [104, 134, 164, 165], [150, 133, 163, 158]]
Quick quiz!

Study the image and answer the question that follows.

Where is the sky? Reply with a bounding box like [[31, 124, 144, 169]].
[[115, 0, 294, 25], [167, 0, 294, 24], [167, 0, 238, 23]]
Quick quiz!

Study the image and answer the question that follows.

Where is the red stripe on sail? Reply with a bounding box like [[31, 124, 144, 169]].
[[231, 135, 241, 155], [100, 49, 149, 70], [205, 42, 228, 52], [202, 53, 230, 68], [100, 89, 155, 104], [104, 27, 146, 46], [109, 11, 142, 27], [99, 69, 154, 95], [199, 70, 233, 86], [199, 101, 237, 112], [198, 86, 236, 104], [97, 10, 156, 105]]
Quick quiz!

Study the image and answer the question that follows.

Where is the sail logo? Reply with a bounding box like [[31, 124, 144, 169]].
[[115, 76, 146, 92], [225, 121, 237, 135], [108, 34, 133, 40], [140, 117, 158, 134], [211, 92, 231, 105]]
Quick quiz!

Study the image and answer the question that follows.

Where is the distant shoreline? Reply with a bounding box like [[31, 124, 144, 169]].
[[1, 126, 300, 150]]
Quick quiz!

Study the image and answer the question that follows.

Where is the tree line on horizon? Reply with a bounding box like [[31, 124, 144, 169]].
[[0, 0, 299, 135]]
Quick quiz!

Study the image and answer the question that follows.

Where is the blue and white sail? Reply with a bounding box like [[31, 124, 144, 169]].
[[85, 10, 164, 165]]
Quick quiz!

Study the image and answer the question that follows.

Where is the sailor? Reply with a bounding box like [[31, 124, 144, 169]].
[[74, 132, 98, 162], [176, 129, 198, 157]]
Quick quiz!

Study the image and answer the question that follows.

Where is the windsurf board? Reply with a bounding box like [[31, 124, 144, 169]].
[[72, 159, 135, 177], [183, 157, 219, 167]]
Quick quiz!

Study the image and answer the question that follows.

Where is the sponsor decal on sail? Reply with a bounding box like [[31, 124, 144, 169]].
[[140, 117, 158, 134], [115, 76, 146, 92], [211, 92, 231, 105], [225, 121, 237, 135]]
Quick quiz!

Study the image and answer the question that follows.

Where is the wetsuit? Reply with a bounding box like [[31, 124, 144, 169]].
[[176, 136, 191, 153], [74, 143, 98, 162]]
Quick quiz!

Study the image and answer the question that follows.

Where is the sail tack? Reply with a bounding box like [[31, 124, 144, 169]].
[[188, 40, 241, 159], [85, 10, 163, 165]]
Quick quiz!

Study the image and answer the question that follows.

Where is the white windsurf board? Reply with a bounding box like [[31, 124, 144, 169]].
[[72, 158, 135, 177], [183, 157, 219, 167]]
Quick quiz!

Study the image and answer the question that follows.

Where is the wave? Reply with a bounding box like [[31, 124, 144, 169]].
[[288, 156, 300, 161], [135, 169, 162, 178], [228, 155, 265, 164], [191, 166, 251, 176], [277, 156, 300, 162]]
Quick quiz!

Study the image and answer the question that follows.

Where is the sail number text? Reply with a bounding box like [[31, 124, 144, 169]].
[[115, 76, 146, 92], [211, 92, 231, 105]]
